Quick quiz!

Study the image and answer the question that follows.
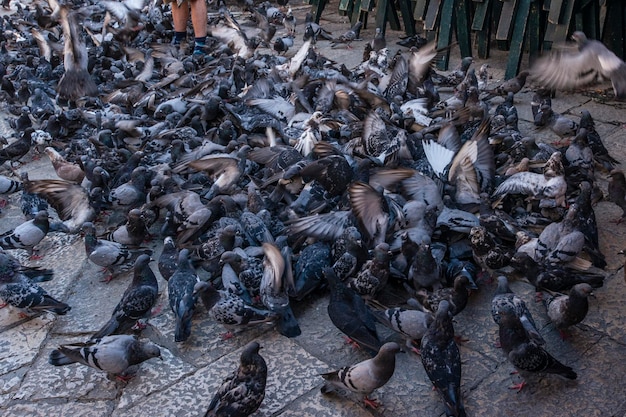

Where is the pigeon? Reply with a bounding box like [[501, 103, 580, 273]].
[[324, 266, 382, 356], [363, 27, 386, 62], [509, 252, 604, 292], [497, 308, 577, 391], [544, 283, 593, 339], [0, 210, 49, 258], [24, 179, 98, 233], [48, 335, 161, 380], [82, 222, 152, 280], [205, 341, 267, 417], [0, 174, 22, 208], [534, 105, 579, 141], [56, 6, 98, 102], [484, 71, 529, 97], [303, 20, 333, 44], [331, 21, 362, 49], [420, 301, 466, 417], [530, 31, 626, 100], [578, 109, 619, 171], [168, 249, 200, 342], [535, 203, 585, 264], [491, 276, 544, 346], [44, 147, 85, 184], [492, 151, 567, 208], [107, 208, 150, 247], [408, 243, 443, 290], [321, 341, 400, 408], [198, 282, 278, 338], [410, 274, 474, 317], [292, 241, 331, 301], [348, 242, 391, 299], [372, 307, 433, 353], [158, 236, 179, 281], [608, 169, 626, 223], [260, 243, 301, 337], [468, 226, 513, 279], [0, 128, 33, 167], [0, 251, 70, 315], [90, 255, 158, 340]]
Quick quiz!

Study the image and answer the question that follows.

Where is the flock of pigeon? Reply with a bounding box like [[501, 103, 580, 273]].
[[1, 0, 626, 415]]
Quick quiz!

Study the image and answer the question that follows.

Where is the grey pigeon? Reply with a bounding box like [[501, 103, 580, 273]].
[[107, 208, 150, 247], [534, 105, 579, 141], [205, 341, 267, 417], [491, 276, 544, 346], [168, 249, 200, 342], [0, 251, 70, 315], [82, 222, 152, 281], [420, 301, 466, 417], [373, 307, 433, 353], [49, 335, 161, 380], [498, 309, 577, 391], [331, 21, 362, 48], [321, 342, 400, 409], [536, 203, 585, 264], [158, 236, 179, 281], [91, 255, 158, 340], [0, 210, 49, 258], [544, 283, 593, 339], [198, 283, 277, 338], [409, 243, 443, 290], [324, 266, 382, 356], [579, 109, 619, 171], [0, 174, 22, 207], [530, 31, 626, 100]]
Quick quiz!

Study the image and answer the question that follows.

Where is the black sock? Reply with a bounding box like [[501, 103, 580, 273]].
[[174, 32, 186, 44]]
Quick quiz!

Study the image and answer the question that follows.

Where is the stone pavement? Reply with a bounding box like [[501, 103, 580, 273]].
[[1, 2, 626, 417]]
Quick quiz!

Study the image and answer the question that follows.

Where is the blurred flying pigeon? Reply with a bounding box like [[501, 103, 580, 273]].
[[321, 342, 400, 408], [530, 31, 626, 100], [205, 341, 267, 417], [49, 334, 161, 379]]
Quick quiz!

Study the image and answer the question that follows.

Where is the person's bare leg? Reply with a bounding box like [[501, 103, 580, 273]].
[[188, 0, 207, 38], [171, 1, 190, 33], [188, 0, 207, 54], [171, 1, 189, 44]]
